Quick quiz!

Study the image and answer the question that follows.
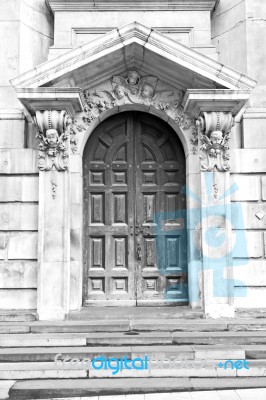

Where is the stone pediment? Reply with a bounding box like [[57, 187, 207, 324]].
[[10, 22, 256, 92]]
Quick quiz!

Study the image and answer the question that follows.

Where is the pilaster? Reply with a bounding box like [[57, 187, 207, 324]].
[[184, 89, 250, 318], [16, 88, 84, 320]]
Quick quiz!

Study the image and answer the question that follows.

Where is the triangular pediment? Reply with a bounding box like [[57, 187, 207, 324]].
[[11, 22, 256, 92]]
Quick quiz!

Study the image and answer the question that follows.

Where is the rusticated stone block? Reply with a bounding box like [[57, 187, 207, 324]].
[[0, 176, 38, 202], [0, 119, 25, 149], [233, 260, 266, 287], [230, 174, 260, 201], [0, 204, 38, 230], [0, 261, 37, 288], [0, 289, 36, 309], [0, 149, 38, 174], [235, 288, 266, 308], [231, 150, 266, 173], [232, 203, 266, 229], [233, 231, 262, 258], [7, 233, 38, 260]]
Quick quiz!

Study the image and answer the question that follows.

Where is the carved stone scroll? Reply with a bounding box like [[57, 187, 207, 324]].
[[197, 111, 234, 172], [35, 110, 72, 172]]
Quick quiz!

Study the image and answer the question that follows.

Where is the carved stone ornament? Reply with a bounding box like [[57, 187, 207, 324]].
[[35, 110, 72, 172], [197, 111, 234, 172], [82, 69, 196, 150]]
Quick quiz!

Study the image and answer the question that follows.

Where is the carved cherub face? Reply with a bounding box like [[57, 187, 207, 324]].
[[46, 129, 59, 146], [210, 131, 223, 146], [127, 70, 140, 85], [141, 84, 154, 100], [114, 85, 125, 100]]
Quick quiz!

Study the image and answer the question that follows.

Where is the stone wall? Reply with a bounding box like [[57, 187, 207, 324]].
[[0, 0, 53, 310], [212, 0, 266, 308]]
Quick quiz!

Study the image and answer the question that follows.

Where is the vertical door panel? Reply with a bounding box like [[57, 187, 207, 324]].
[[84, 114, 135, 305]]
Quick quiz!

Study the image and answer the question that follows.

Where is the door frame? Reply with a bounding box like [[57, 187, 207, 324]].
[[72, 105, 199, 312]]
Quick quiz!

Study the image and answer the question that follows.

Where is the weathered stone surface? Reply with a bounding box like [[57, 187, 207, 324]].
[[230, 150, 266, 173], [233, 260, 266, 287], [0, 380, 16, 400], [0, 289, 36, 309], [233, 231, 263, 258], [0, 204, 38, 230], [70, 229, 81, 261], [43, 228, 67, 262], [232, 203, 266, 229], [0, 325, 30, 334], [0, 261, 37, 288], [243, 117, 266, 149], [0, 176, 38, 202], [230, 175, 260, 201], [234, 288, 266, 308], [0, 119, 25, 149], [69, 261, 82, 311], [0, 333, 87, 347], [7, 233, 38, 260], [262, 176, 266, 201], [0, 149, 38, 174], [0, 235, 6, 260]]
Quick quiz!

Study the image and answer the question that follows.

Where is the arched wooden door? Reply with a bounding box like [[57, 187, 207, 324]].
[[83, 112, 188, 306]]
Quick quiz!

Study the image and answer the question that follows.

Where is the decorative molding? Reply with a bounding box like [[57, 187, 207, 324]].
[[35, 110, 72, 173], [82, 69, 200, 154], [197, 111, 234, 172], [82, 69, 184, 122], [183, 89, 251, 119], [48, 0, 218, 12], [69, 119, 86, 154], [16, 88, 85, 116], [10, 22, 256, 91], [72, 26, 194, 46]]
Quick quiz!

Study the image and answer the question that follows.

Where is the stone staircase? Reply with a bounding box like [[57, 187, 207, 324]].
[[1, 307, 266, 399]]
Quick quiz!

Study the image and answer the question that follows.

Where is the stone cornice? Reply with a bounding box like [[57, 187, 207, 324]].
[[48, 0, 218, 12], [10, 22, 256, 92], [182, 89, 251, 118], [16, 88, 85, 116]]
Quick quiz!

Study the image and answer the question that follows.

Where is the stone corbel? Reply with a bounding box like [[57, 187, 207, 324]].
[[197, 111, 234, 172], [182, 89, 251, 170], [35, 110, 71, 171], [34, 109, 72, 172]]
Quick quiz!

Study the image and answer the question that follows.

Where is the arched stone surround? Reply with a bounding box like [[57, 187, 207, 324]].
[[69, 104, 201, 313]]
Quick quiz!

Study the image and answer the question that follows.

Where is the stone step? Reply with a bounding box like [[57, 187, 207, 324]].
[[3, 318, 266, 335], [3, 331, 266, 347], [0, 309, 37, 322], [68, 306, 204, 321], [0, 345, 194, 362], [9, 377, 266, 399], [0, 344, 255, 363], [1, 359, 266, 379]]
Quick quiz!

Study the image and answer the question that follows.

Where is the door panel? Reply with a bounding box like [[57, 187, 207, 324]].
[[83, 112, 187, 306]]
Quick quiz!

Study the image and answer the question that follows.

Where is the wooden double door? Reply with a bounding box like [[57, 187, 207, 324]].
[[83, 112, 188, 306]]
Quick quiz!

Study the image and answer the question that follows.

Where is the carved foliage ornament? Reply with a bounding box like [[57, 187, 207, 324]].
[[82, 69, 197, 151], [197, 111, 234, 172]]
